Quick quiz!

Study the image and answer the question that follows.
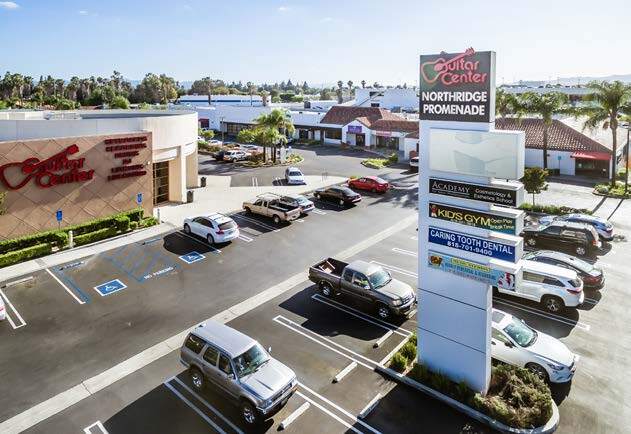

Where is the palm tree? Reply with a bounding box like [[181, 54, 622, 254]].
[[361, 80, 366, 89], [495, 88, 520, 118], [336, 80, 343, 103], [254, 109, 295, 163], [347, 80, 353, 97], [575, 81, 631, 187], [520, 91, 569, 170]]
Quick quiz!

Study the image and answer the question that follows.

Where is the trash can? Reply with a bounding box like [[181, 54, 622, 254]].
[[200, 177, 207, 187], [187, 190, 194, 203]]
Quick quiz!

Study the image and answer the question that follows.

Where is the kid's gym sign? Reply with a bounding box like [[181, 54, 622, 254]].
[[419, 48, 495, 123]]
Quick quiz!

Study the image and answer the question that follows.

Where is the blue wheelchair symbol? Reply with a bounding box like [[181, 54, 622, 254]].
[[179, 251, 205, 264], [94, 279, 127, 296]]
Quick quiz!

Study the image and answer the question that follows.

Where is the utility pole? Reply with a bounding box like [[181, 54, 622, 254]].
[[622, 122, 630, 194]]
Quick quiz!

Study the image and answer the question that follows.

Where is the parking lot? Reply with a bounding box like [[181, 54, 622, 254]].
[[2, 160, 631, 433]]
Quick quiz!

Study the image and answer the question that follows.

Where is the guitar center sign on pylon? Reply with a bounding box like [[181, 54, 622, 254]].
[[419, 48, 495, 123]]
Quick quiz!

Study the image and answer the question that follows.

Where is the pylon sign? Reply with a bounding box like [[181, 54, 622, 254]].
[[417, 48, 525, 393]]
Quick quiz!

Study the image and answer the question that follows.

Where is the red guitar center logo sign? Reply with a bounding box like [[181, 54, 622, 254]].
[[0, 144, 95, 190], [420, 48, 488, 87], [419, 48, 495, 123]]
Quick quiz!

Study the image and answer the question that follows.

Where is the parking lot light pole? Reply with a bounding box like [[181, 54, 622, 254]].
[[622, 122, 630, 194], [220, 116, 225, 143]]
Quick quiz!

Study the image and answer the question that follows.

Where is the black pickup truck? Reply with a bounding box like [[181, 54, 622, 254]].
[[308, 258, 416, 320]]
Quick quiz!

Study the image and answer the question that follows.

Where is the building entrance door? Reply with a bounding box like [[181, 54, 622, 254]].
[[356, 134, 365, 146], [153, 161, 169, 204]]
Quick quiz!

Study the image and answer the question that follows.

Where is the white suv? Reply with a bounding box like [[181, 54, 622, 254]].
[[183, 213, 240, 244], [492, 309, 578, 383], [223, 150, 249, 162], [495, 260, 584, 313]]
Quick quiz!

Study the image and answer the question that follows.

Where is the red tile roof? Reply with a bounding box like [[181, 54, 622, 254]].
[[320, 106, 400, 126], [495, 118, 610, 154]]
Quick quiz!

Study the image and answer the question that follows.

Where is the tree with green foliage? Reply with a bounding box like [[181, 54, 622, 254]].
[[575, 81, 631, 187], [495, 88, 520, 118], [110, 95, 130, 109], [521, 167, 549, 205], [200, 129, 215, 141], [519, 92, 569, 170], [253, 109, 295, 163]]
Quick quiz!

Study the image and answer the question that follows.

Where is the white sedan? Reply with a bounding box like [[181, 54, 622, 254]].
[[183, 213, 240, 244], [285, 167, 305, 185], [492, 309, 578, 383]]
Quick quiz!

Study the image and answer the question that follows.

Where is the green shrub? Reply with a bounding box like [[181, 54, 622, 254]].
[[286, 153, 304, 164], [409, 362, 430, 383], [387, 152, 399, 164], [390, 353, 408, 373], [140, 216, 158, 228], [361, 158, 389, 169], [594, 184, 610, 194], [519, 203, 592, 215], [0, 243, 53, 268], [0, 231, 66, 254], [123, 208, 144, 222], [400, 342, 417, 361], [114, 215, 130, 232], [74, 227, 118, 247], [129, 221, 139, 231]]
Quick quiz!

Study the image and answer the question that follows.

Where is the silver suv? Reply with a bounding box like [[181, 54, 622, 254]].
[[180, 321, 297, 426]]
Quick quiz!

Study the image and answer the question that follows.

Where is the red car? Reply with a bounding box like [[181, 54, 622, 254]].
[[348, 176, 390, 193]]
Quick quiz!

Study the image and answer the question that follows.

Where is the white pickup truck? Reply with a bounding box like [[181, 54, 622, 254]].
[[242, 193, 301, 224]]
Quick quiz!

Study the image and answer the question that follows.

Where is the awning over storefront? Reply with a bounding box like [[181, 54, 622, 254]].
[[571, 151, 611, 161]]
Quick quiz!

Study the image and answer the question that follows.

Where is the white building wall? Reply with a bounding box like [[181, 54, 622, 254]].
[[353, 88, 418, 111], [525, 149, 575, 175]]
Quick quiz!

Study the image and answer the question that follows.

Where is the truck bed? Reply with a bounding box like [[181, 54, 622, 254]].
[[311, 258, 347, 277]]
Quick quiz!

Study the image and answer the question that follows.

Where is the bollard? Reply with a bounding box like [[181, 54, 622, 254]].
[[156, 208, 161, 223], [68, 230, 74, 249]]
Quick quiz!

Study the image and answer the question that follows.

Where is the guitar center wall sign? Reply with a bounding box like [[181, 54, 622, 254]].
[[419, 48, 495, 123]]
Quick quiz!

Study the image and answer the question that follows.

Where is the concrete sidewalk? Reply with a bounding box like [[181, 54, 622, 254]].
[[154, 174, 347, 226]]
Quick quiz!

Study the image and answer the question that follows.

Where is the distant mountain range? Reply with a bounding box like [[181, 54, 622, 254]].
[[512, 74, 631, 86]]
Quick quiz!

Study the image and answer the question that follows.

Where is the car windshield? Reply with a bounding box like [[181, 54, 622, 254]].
[[369, 268, 392, 289], [374, 177, 387, 184], [289, 171, 302, 176], [338, 187, 355, 195], [218, 221, 237, 230], [565, 256, 594, 273], [233, 343, 270, 378], [296, 196, 310, 205], [503, 317, 537, 347]]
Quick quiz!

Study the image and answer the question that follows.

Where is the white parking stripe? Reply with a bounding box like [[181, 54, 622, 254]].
[[0, 289, 26, 329], [237, 234, 253, 243], [231, 214, 280, 232], [493, 298, 590, 331], [295, 391, 363, 434], [83, 420, 108, 434], [170, 377, 244, 434], [583, 297, 599, 306], [298, 383, 382, 434], [45, 268, 86, 305], [373, 330, 393, 348], [370, 261, 418, 278], [296, 218, 305, 223], [273, 316, 374, 369], [164, 381, 229, 434], [358, 393, 382, 419], [311, 294, 412, 336], [177, 232, 222, 254], [391, 247, 417, 257], [311, 209, 327, 215], [279, 401, 310, 430]]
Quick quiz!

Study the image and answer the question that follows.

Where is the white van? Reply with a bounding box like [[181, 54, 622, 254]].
[[495, 260, 584, 313]]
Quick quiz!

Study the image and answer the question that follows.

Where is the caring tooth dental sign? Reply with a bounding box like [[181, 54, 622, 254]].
[[429, 129, 525, 180], [419, 48, 495, 123], [428, 251, 516, 291], [429, 202, 517, 234], [429, 178, 519, 207], [428, 226, 516, 262]]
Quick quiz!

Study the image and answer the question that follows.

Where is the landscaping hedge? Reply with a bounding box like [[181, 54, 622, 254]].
[[519, 203, 592, 215], [0, 243, 53, 268], [0, 231, 67, 255], [74, 227, 118, 247]]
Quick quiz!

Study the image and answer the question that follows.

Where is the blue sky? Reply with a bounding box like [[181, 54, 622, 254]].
[[1, 0, 629, 86]]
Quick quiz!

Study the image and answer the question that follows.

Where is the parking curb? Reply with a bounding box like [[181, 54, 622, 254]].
[[375, 365, 559, 434]]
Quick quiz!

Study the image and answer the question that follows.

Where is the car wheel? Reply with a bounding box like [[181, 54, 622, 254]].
[[189, 367, 205, 391], [315, 193, 321, 199], [320, 281, 333, 297], [273, 215, 281, 224], [244, 207, 251, 214], [526, 363, 550, 383], [183, 224, 191, 234], [371, 188, 376, 193], [339, 199, 345, 206], [376, 303, 391, 320], [232, 159, 237, 163], [575, 245, 587, 256], [542, 295, 564, 313], [526, 237, 536, 247], [207, 234, 215, 245], [240, 400, 259, 426]]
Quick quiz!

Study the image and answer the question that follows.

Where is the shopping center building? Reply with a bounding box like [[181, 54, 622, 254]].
[[0, 110, 198, 240]]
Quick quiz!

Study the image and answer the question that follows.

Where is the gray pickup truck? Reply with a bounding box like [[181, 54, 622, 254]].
[[243, 193, 301, 224], [309, 258, 416, 320]]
